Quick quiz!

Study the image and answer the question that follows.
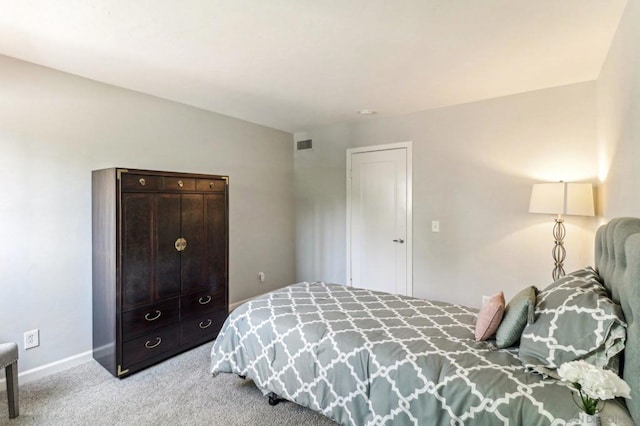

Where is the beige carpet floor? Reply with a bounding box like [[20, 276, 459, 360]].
[[0, 343, 337, 425]]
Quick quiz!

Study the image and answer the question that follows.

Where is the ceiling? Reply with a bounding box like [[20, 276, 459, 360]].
[[0, 0, 628, 133]]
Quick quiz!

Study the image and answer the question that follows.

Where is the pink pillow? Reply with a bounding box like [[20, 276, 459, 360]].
[[474, 291, 505, 341]]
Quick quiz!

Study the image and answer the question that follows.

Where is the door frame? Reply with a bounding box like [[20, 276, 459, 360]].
[[346, 141, 413, 296]]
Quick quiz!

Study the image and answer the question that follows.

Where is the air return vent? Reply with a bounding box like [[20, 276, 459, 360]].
[[296, 139, 313, 151]]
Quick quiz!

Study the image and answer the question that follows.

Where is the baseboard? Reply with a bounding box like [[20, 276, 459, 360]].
[[0, 350, 93, 386], [229, 297, 250, 311], [229, 294, 264, 311]]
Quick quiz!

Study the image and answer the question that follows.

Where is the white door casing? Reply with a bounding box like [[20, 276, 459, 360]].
[[347, 142, 412, 296]]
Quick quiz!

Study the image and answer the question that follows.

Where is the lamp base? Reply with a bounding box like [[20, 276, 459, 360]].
[[552, 216, 566, 281]]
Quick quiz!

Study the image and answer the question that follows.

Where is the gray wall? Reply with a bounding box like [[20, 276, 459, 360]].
[[597, 0, 640, 218], [0, 55, 295, 372], [295, 82, 600, 308], [4, 0, 638, 374], [294, 127, 350, 284]]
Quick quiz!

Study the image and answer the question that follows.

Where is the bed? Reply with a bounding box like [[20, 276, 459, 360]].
[[211, 217, 640, 425]]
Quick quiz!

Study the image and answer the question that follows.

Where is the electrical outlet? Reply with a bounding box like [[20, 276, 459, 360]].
[[431, 220, 440, 233], [482, 296, 491, 306], [258, 272, 266, 282], [24, 329, 40, 350]]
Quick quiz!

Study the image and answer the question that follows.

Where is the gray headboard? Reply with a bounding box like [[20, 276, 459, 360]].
[[595, 217, 640, 425]]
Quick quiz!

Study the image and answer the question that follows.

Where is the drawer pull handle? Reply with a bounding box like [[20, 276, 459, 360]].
[[209, 182, 215, 189], [198, 296, 212, 305], [145, 337, 162, 349], [144, 310, 162, 321], [139, 178, 146, 186], [199, 319, 213, 329], [178, 180, 184, 188]]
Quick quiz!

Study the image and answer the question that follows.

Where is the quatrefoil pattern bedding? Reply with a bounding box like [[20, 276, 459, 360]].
[[519, 267, 626, 375], [210, 282, 621, 425]]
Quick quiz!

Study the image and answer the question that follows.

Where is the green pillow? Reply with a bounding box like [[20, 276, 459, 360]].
[[495, 286, 537, 348]]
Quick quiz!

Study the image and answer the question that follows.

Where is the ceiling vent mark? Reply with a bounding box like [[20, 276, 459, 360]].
[[296, 139, 313, 151]]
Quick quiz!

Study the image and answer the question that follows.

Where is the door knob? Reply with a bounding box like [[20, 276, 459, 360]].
[[393, 238, 405, 243]]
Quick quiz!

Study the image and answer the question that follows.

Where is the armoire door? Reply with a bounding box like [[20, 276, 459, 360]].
[[181, 192, 227, 294], [121, 193, 181, 310]]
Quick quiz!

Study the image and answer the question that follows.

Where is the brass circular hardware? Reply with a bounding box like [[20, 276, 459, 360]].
[[199, 319, 213, 329], [209, 182, 215, 188], [174, 237, 187, 252], [145, 337, 162, 349], [139, 178, 146, 186], [178, 180, 184, 188], [198, 296, 212, 305], [144, 310, 162, 321]]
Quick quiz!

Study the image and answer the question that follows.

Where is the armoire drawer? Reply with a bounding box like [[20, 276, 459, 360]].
[[122, 299, 180, 339], [180, 310, 227, 344], [164, 177, 196, 191], [121, 173, 163, 191], [196, 178, 226, 192], [181, 289, 226, 318], [122, 325, 180, 366]]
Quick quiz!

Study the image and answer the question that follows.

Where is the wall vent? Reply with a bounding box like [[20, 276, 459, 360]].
[[296, 139, 313, 151]]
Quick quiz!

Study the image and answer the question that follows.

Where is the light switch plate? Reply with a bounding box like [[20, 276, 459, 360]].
[[431, 220, 440, 232]]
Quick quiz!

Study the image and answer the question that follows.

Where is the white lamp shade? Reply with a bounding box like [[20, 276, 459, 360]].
[[529, 183, 565, 214], [529, 182, 594, 217]]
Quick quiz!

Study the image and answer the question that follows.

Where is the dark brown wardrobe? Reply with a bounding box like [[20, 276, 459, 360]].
[[92, 168, 228, 377]]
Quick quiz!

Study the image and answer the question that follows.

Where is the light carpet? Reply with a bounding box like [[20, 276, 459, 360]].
[[0, 343, 336, 425]]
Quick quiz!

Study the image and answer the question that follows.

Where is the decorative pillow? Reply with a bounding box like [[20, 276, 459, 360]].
[[518, 267, 626, 373], [474, 292, 505, 341], [495, 286, 537, 348]]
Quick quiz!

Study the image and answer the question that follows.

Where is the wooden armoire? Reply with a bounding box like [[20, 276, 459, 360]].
[[92, 168, 229, 377]]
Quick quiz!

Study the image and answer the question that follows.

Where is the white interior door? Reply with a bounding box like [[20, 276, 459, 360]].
[[347, 143, 411, 296]]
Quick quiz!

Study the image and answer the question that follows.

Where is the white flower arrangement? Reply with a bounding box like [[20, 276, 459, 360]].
[[557, 360, 631, 415]]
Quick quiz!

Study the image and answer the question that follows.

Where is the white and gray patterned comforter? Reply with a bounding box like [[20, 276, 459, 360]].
[[209, 282, 628, 425]]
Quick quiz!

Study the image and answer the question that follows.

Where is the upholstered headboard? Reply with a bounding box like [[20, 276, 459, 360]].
[[595, 217, 640, 425]]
